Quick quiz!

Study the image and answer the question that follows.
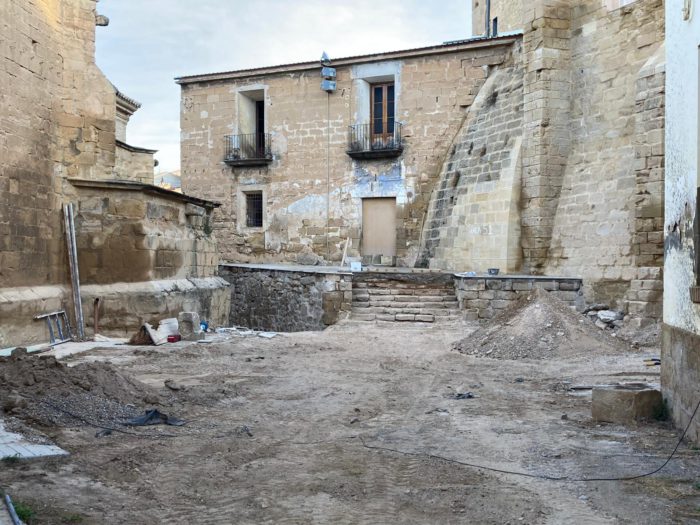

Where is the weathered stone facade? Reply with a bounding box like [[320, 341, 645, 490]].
[[418, 48, 524, 271], [662, 0, 700, 444], [179, 0, 665, 321], [0, 0, 228, 347], [177, 37, 519, 267], [420, 0, 665, 316], [0, 0, 116, 290], [220, 264, 352, 331]]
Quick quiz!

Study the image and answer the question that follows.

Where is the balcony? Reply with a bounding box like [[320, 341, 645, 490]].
[[224, 133, 272, 167], [347, 122, 403, 160]]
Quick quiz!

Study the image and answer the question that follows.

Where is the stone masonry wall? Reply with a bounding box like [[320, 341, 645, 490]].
[[418, 46, 523, 272], [73, 186, 218, 284], [114, 145, 156, 185], [473, 0, 524, 36], [0, 0, 116, 289], [220, 265, 352, 331], [455, 275, 583, 320], [179, 40, 516, 267], [542, 0, 664, 310]]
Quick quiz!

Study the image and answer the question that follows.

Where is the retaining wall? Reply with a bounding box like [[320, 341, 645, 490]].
[[220, 264, 352, 331], [455, 275, 584, 320]]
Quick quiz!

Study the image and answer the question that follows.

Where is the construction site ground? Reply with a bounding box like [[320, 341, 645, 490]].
[[2, 315, 700, 524]]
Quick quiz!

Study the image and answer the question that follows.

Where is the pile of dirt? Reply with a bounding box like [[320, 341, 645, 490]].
[[453, 288, 630, 360], [0, 349, 162, 427]]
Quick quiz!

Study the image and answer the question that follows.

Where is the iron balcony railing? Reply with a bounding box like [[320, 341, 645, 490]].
[[224, 133, 272, 165], [347, 122, 403, 158]]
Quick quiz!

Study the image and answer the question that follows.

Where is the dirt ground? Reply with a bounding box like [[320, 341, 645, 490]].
[[2, 318, 700, 524]]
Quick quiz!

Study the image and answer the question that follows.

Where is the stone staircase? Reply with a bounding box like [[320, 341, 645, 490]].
[[350, 272, 463, 323]]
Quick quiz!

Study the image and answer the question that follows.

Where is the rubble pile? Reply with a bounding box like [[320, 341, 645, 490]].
[[0, 349, 161, 427], [454, 289, 630, 360]]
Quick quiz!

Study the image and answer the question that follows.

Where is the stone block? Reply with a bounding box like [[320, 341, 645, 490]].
[[395, 314, 416, 321], [592, 384, 662, 424], [178, 311, 205, 341]]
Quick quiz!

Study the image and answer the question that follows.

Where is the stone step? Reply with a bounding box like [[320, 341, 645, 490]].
[[352, 295, 457, 303], [351, 306, 461, 316], [351, 312, 464, 323], [353, 282, 454, 289], [352, 301, 459, 310], [352, 288, 455, 297]]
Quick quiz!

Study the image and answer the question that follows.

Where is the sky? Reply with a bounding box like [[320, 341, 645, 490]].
[[95, 1, 472, 173]]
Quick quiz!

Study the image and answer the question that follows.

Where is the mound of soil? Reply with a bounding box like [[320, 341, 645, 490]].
[[453, 288, 630, 360], [0, 349, 162, 427]]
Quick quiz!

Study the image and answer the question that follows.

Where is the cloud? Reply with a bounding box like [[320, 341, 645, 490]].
[[96, 0, 470, 172]]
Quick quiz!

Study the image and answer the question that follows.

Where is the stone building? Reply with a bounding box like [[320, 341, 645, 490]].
[[178, 0, 664, 321], [662, 0, 700, 443], [113, 88, 158, 184], [0, 0, 228, 348]]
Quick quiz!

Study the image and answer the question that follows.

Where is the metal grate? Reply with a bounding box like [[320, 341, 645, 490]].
[[245, 192, 263, 228]]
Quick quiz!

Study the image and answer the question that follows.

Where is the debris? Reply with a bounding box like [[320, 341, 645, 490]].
[[561, 414, 568, 420], [583, 303, 610, 314], [454, 289, 629, 360], [451, 392, 476, 400], [164, 379, 184, 391], [167, 335, 181, 343], [235, 425, 253, 437], [95, 429, 113, 438], [425, 408, 450, 415], [178, 312, 205, 341], [597, 310, 623, 323], [129, 319, 179, 346], [0, 350, 160, 428], [258, 332, 277, 339], [125, 409, 186, 427]]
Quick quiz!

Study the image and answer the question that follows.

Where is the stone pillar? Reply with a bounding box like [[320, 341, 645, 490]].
[[520, 1, 572, 273]]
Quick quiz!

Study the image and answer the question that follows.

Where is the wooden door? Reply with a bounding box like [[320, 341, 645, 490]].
[[362, 198, 396, 256]]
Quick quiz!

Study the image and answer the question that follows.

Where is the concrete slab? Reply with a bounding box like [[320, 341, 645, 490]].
[[0, 420, 68, 460], [592, 383, 663, 424]]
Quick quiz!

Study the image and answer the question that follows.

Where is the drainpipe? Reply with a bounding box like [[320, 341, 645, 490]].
[[485, 0, 491, 38]]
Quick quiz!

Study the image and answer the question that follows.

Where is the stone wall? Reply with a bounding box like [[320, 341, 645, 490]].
[[662, 0, 700, 444], [114, 144, 156, 185], [418, 47, 523, 272], [220, 265, 352, 331], [178, 38, 518, 267], [0, 0, 116, 289], [472, 0, 524, 36], [0, 1, 230, 347], [462, 0, 666, 314], [71, 182, 219, 284], [543, 0, 665, 310], [455, 275, 583, 320]]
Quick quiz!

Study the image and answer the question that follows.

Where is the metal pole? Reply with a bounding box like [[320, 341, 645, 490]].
[[326, 91, 331, 261], [485, 0, 491, 38], [64, 203, 85, 340]]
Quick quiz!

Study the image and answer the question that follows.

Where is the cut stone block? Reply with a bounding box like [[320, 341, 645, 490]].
[[178, 311, 204, 341], [592, 383, 662, 424]]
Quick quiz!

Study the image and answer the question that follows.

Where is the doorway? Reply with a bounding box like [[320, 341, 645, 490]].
[[362, 197, 396, 257]]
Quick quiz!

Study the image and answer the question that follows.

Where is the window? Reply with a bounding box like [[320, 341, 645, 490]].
[[245, 191, 263, 228], [371, 83, 395, 141]]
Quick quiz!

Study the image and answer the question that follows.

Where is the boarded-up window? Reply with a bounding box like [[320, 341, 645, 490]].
[[245, 191, 263, 228]]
